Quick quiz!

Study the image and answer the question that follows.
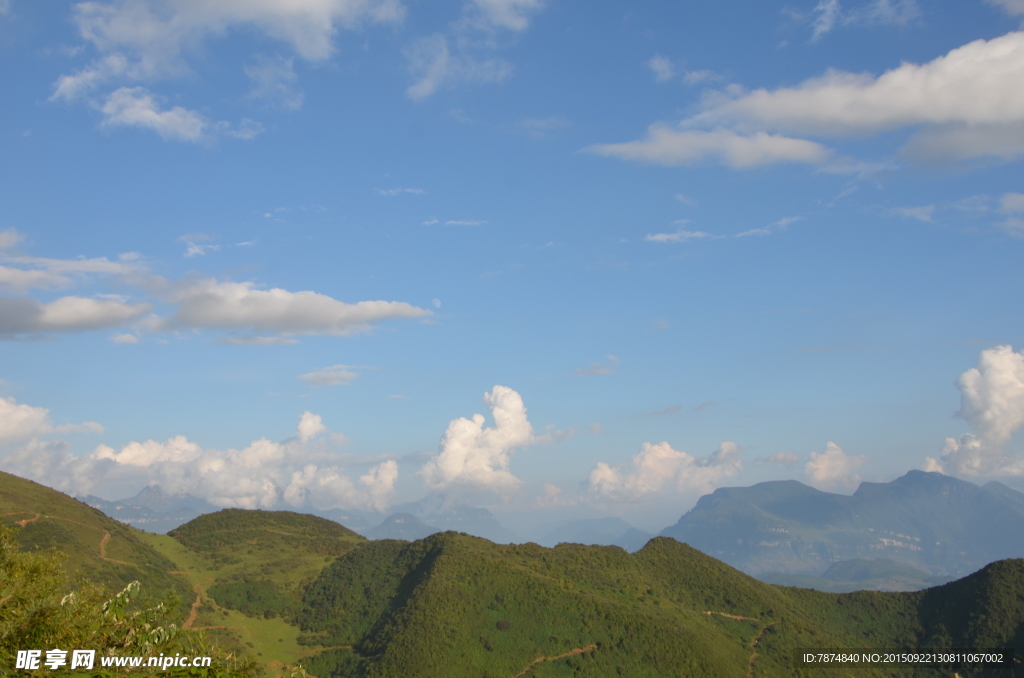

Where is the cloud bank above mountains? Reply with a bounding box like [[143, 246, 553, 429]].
[[3, 345, 1024, 518]]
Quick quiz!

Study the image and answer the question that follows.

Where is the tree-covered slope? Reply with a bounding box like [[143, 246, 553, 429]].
[[294, 532, 1023, 678], [0, 471, 188, 604]]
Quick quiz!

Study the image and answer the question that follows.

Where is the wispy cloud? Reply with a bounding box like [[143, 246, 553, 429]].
[[576, 354, 620, 376]]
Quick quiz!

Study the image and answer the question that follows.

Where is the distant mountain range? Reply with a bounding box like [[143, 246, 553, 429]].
[[82, 485, 219, 534], [362, 495, 520, 543], [538, 517, 653, 552], [759, 557, 954, 593], [661, 470, 1024, 577]]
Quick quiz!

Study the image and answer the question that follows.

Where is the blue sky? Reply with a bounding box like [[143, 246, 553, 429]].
[[2, 0, 1024, 533]]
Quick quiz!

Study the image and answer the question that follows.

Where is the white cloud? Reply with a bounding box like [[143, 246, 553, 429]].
[[245, 54, 304, 110], [467, 0, 544, 31], [299, 365, 359, 386], [691, 31, 1024, 161], [297, 411, 327, 442], [804, 441, 864, 491], [165, 278, 431, 337], [806, 0, 920, 40], [0, 396, 102, 446], [377, 187, 425, 196], [986, 0, 1024, 16], [419, 385, 537, 495], [576, 354, 620, 376], [998, 192, 1024, 236], [445, 219, 487, 226], [646, 229, 712, 243], [895, 205, 935, 222], [183, 241, 220, 257], [68, 0, 404, 72], [601, 31, 1024, 170], [0, 397, 51, 446], [100, 87, 207, 141], [589, 440, 742, 500], [112, 333, 140, 343], [589, 125, 829, 169], [405, 35, 513, 100], [811, 0, 842, 41], [682, 69, 720, 86], [767, 451, 800, 464], [1, 411, 398, 512], [0, 231, 144, 291], [0, 229, 24, 250], [0, 296, 151, 336], [648, 55, 675, 82], [535, 482, 575, 508], [927, 346, 1024, 476], [0, 266, 70, 292]]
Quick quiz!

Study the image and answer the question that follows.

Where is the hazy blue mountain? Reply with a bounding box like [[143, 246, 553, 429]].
[[312, 507, 380, 531], [759, 557, 954, 592], [363, 512, 438, 541], [82, 485, 218, 534], [661, 470, 1024, 577], [388, 495, 519, 543], [539, 517, 653, 552], [982, 480, 1024, 509]]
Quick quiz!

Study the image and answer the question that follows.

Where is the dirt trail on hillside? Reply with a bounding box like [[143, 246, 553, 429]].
[[16, 513, 41, 527], [704, 610, 779, 678], [96, 532, 134, 569], [183, 577, 215, 629], [512, 643, 597, 678]]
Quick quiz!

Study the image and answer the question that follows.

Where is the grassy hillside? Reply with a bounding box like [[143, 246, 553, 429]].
[[140, 509, 367, 674], [0, 471, 189, 607], [295, 533, 1022, 678]]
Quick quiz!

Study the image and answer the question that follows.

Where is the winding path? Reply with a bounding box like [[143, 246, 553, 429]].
[[512, 644, 597, 678], [704, 610, 779, 678]]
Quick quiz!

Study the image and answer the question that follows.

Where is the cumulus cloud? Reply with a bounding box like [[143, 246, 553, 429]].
[[99, 87, 207, 141], [594, 31, 1024, 168], [164, 278, 431, 338], [0, 396, 102, 446], [589, 441, 742, 501], [1, 411, 397, 512], [804, 441, 864, 491], [926, 345, 1024, 476], [299, 365, 360, 386], [0, 296, 151, 337], [405, 35, 513, 100], [419, 385, 537, 495], [588, 126, 829, 169], [0, 397, 52, 446]]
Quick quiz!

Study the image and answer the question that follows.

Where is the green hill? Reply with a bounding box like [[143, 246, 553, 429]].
[[138, 508, 367, 673], [294, 532, 1022, 678], [0, 470, 189, 606]]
